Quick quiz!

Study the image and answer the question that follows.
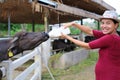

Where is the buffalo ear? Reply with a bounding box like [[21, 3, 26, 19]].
[[8, 37, 18, 50], [11, 37, 18, 43], [8, 44, 15, 50]]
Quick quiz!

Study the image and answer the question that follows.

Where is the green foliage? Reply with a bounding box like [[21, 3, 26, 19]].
[[0, 23, 9, 37], [34, 24, 45, 32], [0, 23, 8, 30], [70, 27, 80, 35], [49, 53, 62, 62], [0, 23, 45, 37], [10, 24, 22, 35]]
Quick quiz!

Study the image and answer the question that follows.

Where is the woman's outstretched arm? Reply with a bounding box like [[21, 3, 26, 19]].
[[60, 33, 91, 49], [63, 22, 93, 36]]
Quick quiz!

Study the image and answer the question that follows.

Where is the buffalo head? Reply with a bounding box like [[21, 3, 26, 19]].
[[8, 31, 49, 56], [0, 31, 49, 62]]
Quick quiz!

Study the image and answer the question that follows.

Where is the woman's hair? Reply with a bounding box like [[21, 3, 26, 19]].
[[111, 19, 119, 24]]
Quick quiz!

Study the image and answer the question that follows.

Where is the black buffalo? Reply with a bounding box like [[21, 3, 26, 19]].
[[52, 39, 76, 53], [0, 31, 49, 79], [84, 36, 96, 43]]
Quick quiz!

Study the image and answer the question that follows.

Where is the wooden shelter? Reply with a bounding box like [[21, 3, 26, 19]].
[[0, 0, 115, 24]]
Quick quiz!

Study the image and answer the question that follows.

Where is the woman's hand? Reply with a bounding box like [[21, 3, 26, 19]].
[[60, 32, 68, 39], [62, 21, 75, 29]]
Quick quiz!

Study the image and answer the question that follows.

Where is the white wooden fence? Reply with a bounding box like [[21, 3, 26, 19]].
[[0, 39, 51, 80]]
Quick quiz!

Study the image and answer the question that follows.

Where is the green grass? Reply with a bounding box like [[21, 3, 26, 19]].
[[42, 51, 98, 80]]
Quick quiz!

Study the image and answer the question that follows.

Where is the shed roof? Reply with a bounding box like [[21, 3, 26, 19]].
[[0, 0, 115, 24]]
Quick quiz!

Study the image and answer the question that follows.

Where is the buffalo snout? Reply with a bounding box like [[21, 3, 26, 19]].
[[41, 32, 49, 41]]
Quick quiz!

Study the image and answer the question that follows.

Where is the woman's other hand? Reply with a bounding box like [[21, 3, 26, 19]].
[[60, 32, 68, 39]]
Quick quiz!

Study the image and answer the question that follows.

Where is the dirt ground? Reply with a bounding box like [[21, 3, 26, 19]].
[[59, 64, 95, 80]]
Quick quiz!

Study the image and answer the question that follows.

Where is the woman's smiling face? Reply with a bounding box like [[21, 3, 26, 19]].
[[100, 19, 118, 34]]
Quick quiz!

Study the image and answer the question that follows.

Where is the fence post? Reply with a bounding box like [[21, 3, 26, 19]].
[[0, 60, 13, 80], [7, 60, 13, 80], [34, 47, 42, 80]]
